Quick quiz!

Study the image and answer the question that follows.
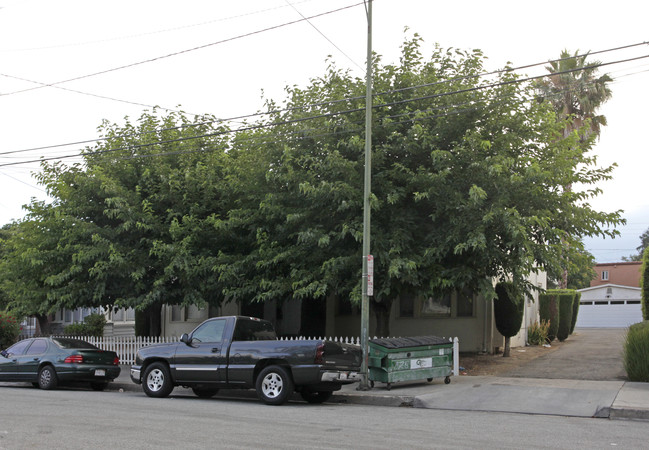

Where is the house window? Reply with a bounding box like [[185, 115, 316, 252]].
[[171, 305, 183, 322], [602, 270, 609, 281], [421, 293, 451, 317]]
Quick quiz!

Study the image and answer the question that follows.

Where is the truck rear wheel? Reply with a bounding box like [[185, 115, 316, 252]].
[[256, 365, 294, 405]]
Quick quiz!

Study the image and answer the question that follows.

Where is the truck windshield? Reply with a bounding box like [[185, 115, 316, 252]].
[[233, 319, 277, 341]]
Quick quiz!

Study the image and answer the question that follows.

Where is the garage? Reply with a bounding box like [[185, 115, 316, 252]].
[[576, 284, 643, 328]]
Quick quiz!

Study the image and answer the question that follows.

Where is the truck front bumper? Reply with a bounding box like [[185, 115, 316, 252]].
[[130, 366, 142, 384]]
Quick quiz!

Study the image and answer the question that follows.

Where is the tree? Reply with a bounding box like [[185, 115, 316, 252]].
[[0, 37, 624, 338], [0, 110, 234, 335], [536, 49, 613, 288], [494, 282, 524, 357], [216, 37, 623, 336]]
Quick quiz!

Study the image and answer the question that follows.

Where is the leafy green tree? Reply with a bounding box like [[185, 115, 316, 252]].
[[217, 37, 622, 336], [494, 282, 524, 357], [0, 37, 624, 338], [1, 110, 233, 335]]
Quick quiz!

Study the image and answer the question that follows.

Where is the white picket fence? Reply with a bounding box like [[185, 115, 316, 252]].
[[58, 335, 460, 376]]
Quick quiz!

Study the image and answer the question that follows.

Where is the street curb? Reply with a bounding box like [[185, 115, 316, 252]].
[[609, 407, 649, 421]]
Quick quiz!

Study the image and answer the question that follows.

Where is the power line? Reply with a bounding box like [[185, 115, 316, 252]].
[[284, 0, 364, 73], [0, 0, 321, 53], [0, 69, 630, 168], [0, 2, 366, 97], [3, 41, 646, 159]]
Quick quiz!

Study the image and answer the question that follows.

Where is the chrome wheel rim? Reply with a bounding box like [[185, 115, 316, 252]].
[[261, 372, 283, 398], [146, 368, 165, 392], [40, 369, 51, 386]]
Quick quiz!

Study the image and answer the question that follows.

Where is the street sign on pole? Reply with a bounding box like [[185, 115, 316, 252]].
[[367, 255, 374, 296]]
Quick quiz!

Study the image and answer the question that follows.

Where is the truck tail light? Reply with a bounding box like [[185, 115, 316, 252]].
[[113, 356, 120, 365], [64, 354, 84, 363], [315, 343, 325, 364]]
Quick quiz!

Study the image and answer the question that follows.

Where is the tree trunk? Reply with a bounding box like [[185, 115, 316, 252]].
[[136, 302, 163, 337], [503, 336, 511, 357], [35, 313, 51, 336]]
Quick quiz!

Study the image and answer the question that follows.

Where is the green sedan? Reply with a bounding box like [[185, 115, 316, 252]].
[[0, 337, 120, 391]]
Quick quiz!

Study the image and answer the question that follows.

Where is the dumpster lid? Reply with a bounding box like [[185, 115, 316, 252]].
[[369, 336, 450, 349]]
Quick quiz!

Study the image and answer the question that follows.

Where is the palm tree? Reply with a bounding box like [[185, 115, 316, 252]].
[[537, 49, 613, 141], [536, 50, 613, 288]]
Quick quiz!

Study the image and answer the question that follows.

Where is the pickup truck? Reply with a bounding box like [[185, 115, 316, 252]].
[[130, 316, 361, 405]]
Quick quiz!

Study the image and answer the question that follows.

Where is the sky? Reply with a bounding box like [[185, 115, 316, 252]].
[[0, 0, 647, 263]]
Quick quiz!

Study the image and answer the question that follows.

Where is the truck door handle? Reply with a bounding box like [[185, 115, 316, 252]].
[[211, 348, 219, 353]]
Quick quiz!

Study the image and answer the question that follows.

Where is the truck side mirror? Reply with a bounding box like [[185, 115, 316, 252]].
[[180, 333, 190, 344], [0, 350, 7, 358]]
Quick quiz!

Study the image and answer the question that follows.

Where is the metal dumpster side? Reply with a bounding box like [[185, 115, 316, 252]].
[[368, 336, 453, 390]]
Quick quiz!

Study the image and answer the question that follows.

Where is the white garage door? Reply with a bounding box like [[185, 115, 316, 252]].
[[576, 300, 643, 328]]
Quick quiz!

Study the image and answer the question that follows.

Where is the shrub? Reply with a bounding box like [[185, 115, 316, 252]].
[[642, 248, 649, 321], [539, 292, 560, 342], [528, 320, 550, 345], [570, 291, 581, 335], [0, 311, 21, 349], [63, 313, 106, 337], [557, 290, 576, 342], [624, 321, 649, 382], [494, 282, 524, 357]]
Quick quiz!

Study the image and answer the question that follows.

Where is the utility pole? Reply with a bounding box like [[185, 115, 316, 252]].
[[359, 0, 372, 391]]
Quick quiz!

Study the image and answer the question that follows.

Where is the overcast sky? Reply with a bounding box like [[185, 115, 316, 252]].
[[0, 0, 647, 262]]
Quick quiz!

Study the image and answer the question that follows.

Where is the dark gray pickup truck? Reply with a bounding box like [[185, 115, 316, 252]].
[[130, 316, 361, 405]]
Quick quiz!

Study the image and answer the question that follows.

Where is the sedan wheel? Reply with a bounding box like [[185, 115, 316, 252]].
[[38, 365, 58, 390], [256, 365, 294, 405], [142, 362, 174, 398]]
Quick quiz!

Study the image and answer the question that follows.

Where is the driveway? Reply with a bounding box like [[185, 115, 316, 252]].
[[500, 328, 628, 381]]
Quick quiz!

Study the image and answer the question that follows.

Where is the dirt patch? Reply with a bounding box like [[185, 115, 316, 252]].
[[459, 343, 561, 376]]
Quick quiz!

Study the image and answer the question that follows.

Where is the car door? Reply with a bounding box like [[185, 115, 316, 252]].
[[17, 339, 49, 381], [173, 318, 228, 385], [0, 339, 32, 381]]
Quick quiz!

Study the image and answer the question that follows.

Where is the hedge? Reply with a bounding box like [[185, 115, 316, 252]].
[[624, 321, 649, 382], [539, 292, 560, 342]]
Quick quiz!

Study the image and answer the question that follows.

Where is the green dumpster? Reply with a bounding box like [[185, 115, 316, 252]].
[[368, 336, 453, 390]]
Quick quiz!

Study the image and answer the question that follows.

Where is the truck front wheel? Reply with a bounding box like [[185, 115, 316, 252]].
[[142, 362, 174, 398], [256, 365, 294, 405]]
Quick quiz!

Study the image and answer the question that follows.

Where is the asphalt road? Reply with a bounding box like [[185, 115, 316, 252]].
[[1, 386, 648, 449], [500, 328, 627, 380]]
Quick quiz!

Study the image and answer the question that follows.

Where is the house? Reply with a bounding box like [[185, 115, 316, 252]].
[[576, 284, 642, 328], [576, 261, 644, 328], [47, 306, 136, 337], [159, 271, 546, 354], [590, 262, 641, 288]]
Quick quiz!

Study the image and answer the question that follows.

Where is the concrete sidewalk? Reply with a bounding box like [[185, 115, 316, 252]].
[[112, 366, 649, 420]]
